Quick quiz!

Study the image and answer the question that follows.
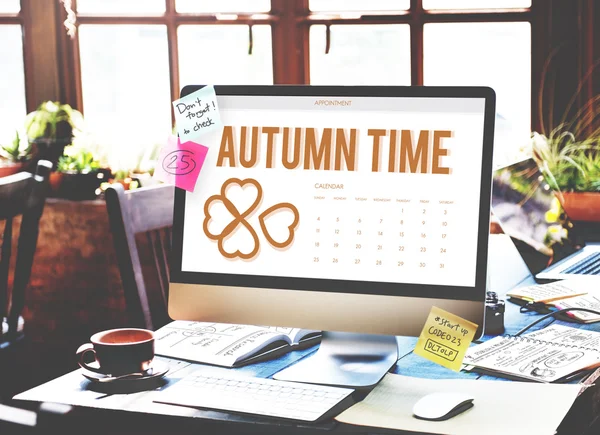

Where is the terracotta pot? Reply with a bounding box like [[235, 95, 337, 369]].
[[0, 161, 24, 178], [49, 171, 65, 194], [557, 192, 600, 222]]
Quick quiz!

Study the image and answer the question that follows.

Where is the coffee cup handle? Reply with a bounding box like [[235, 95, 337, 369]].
[[76, 343, 103, 373]]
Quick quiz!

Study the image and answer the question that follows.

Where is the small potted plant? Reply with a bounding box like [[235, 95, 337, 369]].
[[24, 101, 83, 166], [53, 145, 105, 200], [532, 130, 600, 222], [0, 131, 32, 177]]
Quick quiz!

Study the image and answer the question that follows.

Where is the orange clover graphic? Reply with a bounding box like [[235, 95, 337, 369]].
[[203, 178, 299, 260]]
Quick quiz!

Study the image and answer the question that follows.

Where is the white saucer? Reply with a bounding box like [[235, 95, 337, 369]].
[[81, 360, 169, 384]]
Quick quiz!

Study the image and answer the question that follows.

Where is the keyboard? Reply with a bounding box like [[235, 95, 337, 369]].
[[563, 252, 600, 275], [155, 366, 355, 422]]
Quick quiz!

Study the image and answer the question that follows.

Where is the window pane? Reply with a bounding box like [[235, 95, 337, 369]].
[[423, 0, 530, 9], [0, 25, 26, 145], [424, 22, 531, 166], [310, 0, 409, 12], [176, 0, 270, 13], [77, 0, 165, 14], [79, 25, 172, 170], [0, 0, 20, 13], [179, 25, 273, 85], [310, 24, 410, 85]]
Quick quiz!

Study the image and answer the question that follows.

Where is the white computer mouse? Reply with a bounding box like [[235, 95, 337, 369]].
[[412, 392, 474, 421]]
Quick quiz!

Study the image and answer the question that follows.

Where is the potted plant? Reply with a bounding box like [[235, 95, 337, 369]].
[[0, 131, 32, 177], [24, 101, 83, 166], [53, 145, 105, 200], [532, 129, 600, 222]]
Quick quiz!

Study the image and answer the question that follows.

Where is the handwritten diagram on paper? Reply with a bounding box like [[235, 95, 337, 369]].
[[152, 321, 314, 367], [173, 85, 223, 142]]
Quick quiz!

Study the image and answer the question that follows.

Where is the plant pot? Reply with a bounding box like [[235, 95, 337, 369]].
[[56, 171, 103, 201], [49, 171, 65, 195], [557, 192, 600, 222], [0, 161, 24, 178]]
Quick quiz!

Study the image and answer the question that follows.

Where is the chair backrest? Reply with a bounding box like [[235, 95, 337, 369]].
[[105, 183, 175, 330], [0, 161, 52, 343]]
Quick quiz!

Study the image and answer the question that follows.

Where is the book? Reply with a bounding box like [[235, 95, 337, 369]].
[[153, 321, 321, 368], [507, 280, 589, 304], [463, 324, 600, 383]]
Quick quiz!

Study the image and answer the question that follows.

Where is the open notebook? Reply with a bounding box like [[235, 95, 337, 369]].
[[464, 324, 600, 383], [153, 321, 321, 367]]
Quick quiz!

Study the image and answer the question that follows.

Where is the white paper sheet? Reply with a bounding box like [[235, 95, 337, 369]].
[[335, 373, 580, 435]]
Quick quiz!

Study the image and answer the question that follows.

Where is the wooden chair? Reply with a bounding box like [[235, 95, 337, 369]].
[[0, 161, 52, 348], [105, 183, 175, 331]]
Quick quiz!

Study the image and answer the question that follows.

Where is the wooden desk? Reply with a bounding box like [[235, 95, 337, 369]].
[[11, 235, 600, 434]]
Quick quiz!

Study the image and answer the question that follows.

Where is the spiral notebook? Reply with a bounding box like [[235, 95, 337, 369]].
[[463, 325, 600, 383]]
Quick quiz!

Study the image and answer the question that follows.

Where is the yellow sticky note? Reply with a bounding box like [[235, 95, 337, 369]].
[[413, 306, 478, 371]]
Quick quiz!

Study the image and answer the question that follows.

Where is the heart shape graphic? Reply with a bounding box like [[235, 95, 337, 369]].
[[202, 177, 263, 259], [222, 178, 262, 218], [258, 203, 300, 249], [218, 220, 260, 260], [203, 198, 233, 240]]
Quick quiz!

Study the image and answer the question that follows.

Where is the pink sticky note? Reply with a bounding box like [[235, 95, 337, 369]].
[[154, 135, 208, 192]]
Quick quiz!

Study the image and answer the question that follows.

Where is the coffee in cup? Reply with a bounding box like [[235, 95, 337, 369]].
[[76, 328, 155, 376]]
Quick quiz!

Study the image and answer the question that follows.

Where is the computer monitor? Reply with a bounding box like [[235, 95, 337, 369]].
[[169, 85, 496, 388]]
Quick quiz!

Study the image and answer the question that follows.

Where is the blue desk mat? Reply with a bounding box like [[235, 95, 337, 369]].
[[228, 285, 600, 384]]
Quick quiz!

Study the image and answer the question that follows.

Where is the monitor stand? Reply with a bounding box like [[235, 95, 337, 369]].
[[272, 331, 398, 389]]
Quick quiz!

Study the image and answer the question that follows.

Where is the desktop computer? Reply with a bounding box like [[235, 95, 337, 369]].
[[168, 85, 496, 388]]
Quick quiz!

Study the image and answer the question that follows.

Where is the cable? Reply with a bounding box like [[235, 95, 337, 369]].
[[514, 307, 600, 337]]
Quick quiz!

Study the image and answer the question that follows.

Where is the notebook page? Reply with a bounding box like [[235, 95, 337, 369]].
[[463, 335, 600, 383], [523, 324, 600, 348], [154, 321, 283, 366]]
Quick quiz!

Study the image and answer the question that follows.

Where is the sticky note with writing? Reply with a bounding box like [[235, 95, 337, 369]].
[[413, 306, 478, 372], [153, 135, 208, 192], [172, 85, 223, 142]]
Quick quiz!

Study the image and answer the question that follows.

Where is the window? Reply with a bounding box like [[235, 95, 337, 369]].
[[423, 0, 531, 9], [304, 1, 532, 164], [176, 0, 270, 13], [424, 22, 531, 165], [76, 0, 165, 15], [69, 0, 532, 168], [78, 25, 172, 169], [0, 2, 26, 145], [73, 1, 277, 170], [178, 25, 273, 86], [0, 0, 20, 14], [310, 0, 410, 12], [309, 24, 410, 85]]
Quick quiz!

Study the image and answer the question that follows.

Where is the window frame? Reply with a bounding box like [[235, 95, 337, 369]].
[[66, 0, 282, 125]]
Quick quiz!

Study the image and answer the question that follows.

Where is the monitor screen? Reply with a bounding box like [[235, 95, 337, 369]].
[[173, 87, 493, 302]]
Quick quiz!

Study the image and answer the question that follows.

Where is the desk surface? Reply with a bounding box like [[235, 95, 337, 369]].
[[13, 235, 600, 434]]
